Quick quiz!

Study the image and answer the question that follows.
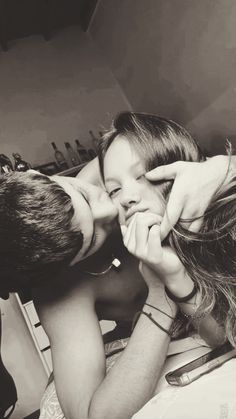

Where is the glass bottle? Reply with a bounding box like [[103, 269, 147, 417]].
[[0, 154, 13, 174], [87, 149, 97, 160], [65, 142, 80, 167], [75, 139, 90, 163], [51, 142, 68, 171], [12, 153, 31, 172]]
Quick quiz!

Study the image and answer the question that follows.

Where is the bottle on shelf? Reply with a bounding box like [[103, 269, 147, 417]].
[[0, 154, 13, 174], [65, 142, 81, 167], [51, 142, 69, 171], [12, 153, 31, 172], [75, 139, 90, 163], [87, 148, 97, 160], [89, 130, 100, 154]]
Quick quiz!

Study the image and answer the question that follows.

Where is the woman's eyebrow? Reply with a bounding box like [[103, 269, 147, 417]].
[[104, 176, 118, 183], [105, 161, 143, 182]]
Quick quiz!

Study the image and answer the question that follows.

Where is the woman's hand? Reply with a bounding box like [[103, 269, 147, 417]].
[[121, 212, 195, 303], [145, 155, 233, 240], [121, 212, 184, 283]]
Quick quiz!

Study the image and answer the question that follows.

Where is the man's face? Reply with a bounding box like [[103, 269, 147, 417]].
[[52, 176, 118, 264]]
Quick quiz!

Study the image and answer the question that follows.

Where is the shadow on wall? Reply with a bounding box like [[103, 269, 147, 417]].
[[188, 88, 236, 155], [90, 0, 236, 155]]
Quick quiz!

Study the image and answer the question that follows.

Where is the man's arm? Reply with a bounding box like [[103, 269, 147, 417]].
[[34, 271, 176, 419], [145, 155, 236, 239]]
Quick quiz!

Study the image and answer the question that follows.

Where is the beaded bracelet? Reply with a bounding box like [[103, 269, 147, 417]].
[[165, 282, 198, 303], [132, 310, 172, 336]]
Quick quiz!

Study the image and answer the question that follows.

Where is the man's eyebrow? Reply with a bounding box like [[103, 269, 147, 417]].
[[83, 228, 95, 257], [79, 191, 96, 257]]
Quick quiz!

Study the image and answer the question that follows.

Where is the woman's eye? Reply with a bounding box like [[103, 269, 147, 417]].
[[136, 174, 145, 181], [108, 188, 121, 198]]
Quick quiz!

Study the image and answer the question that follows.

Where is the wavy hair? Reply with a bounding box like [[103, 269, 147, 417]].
[[99, 111, 236, 346]]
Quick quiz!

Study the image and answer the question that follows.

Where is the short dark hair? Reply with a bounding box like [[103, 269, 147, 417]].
[[0, 171, 83, 292]]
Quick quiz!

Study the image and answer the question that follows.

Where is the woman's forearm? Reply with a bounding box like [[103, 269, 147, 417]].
[[164, 271, 226, 347]]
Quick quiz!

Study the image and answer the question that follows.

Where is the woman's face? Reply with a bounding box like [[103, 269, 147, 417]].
[[103, 135, 165, 225], [52, 176, 118, 264]]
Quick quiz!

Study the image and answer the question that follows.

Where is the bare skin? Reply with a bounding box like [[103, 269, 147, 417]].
[[34, 154, 234, 419]]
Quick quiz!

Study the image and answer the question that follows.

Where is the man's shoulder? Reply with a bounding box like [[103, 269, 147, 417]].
[[32, 267, 96, 315]]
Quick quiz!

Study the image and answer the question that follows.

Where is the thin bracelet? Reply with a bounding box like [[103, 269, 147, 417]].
[[132, 311, 172, 336], [144, 302, 175, 320], [165, 282, 198, 303]]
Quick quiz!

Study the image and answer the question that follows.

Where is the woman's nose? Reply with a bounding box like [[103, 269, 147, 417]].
[[120, 191, 141, 208]]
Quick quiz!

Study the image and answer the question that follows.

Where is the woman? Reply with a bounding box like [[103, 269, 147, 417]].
[[37, 117, 235, 419], [99, 111, 236, 347]]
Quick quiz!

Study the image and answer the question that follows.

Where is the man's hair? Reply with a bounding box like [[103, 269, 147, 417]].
[[99, 111, 236, 346], [0, 171, 83, 293]]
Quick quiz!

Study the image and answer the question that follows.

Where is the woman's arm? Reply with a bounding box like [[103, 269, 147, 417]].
[[159, 267, 226, 347], [34, 270, 176, 419], [121, 213, 226, 347]]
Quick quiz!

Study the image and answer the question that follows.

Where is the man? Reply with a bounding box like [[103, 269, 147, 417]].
[[0, 155, 235, 419]]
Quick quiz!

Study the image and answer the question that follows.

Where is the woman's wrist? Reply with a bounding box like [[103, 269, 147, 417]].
[[147, 288, 177, 318], [210, 155, 235, 184], [142, 299, 176, 331], [163, 269, 194, 299]]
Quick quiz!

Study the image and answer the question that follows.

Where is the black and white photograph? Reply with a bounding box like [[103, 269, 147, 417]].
[[0, 1, 236, 418]]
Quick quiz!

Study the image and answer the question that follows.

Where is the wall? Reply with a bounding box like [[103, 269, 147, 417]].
[[0, 26, 130, 417], [0, 25, 130, 168], [90, 0, 236, 154]]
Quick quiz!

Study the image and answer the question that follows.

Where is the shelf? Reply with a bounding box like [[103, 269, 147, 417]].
[[58, 163, 87, 177]]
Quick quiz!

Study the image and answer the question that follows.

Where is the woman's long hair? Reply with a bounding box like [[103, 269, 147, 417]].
[[169, 175, 236, 345], [99, 111, 236, 346]]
